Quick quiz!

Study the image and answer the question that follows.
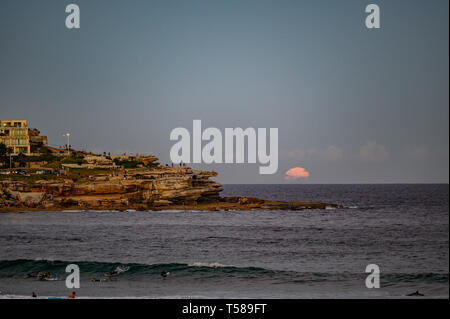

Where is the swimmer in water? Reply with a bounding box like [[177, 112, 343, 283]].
[[161, 269, 168, 277], [107, 271, 118, 277]]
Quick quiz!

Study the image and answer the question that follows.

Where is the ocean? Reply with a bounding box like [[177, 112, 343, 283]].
[[0, 184, 448, 299]]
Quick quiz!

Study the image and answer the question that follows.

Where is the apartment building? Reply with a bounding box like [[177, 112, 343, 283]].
[[0, 120, 31, 155]]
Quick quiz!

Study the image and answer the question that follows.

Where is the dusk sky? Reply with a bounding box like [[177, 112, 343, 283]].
[[0, 0, 448, 184]]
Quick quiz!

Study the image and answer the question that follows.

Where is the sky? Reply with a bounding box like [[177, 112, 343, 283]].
[[0, 0, 448, 184]]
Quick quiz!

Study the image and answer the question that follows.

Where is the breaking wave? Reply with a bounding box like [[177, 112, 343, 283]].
[[0, 259, 447, 286]]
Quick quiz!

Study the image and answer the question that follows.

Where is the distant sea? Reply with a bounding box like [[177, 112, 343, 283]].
[[0, 184, 448, 299]]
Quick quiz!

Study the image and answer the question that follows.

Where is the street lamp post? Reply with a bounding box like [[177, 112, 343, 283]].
[[67, 133, 70, 155], [63, 133, 71, 155]]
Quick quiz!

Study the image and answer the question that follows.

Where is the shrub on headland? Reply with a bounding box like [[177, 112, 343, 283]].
[[113, 158, 142, 169]]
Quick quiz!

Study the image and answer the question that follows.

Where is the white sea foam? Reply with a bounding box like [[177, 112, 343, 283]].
[[114, 265, 130, 274]]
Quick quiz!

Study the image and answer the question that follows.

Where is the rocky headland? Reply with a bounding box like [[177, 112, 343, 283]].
[[0, 136, 341, 212], [0, 166, 340, 212]]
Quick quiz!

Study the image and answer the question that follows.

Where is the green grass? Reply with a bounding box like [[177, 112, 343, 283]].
[[43, 161, 62, 169], [113, 158, 143, 169], [66, 168, 114, 175]]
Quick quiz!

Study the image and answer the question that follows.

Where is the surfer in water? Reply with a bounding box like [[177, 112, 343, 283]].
[[161, 269, 168, 277], [406, 290, 424, 296]]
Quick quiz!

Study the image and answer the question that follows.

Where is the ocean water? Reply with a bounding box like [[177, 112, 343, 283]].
[[0, 184, 448, 299]]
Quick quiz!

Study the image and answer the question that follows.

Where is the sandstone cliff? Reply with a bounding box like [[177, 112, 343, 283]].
[[0, 167, 342, 212], [0, 167, 222, 210]]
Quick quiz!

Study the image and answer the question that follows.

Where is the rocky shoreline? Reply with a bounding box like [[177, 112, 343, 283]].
[[0, 166, 341, 212], [0, 198, 342, 213]]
